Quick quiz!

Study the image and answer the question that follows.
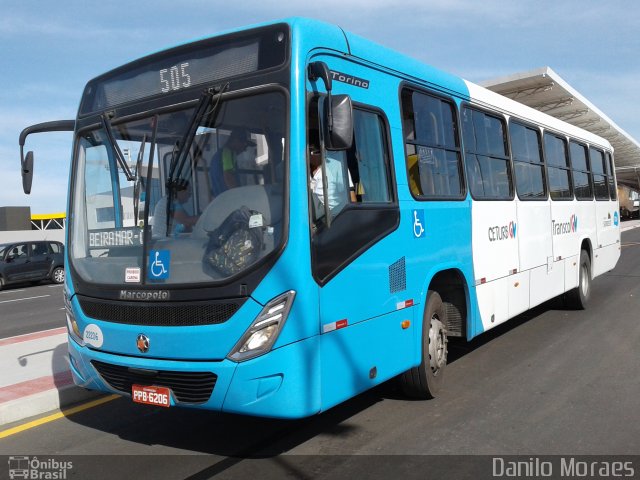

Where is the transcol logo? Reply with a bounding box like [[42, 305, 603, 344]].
[[488, 221, 517, 242], [552, 215, 578, 235]]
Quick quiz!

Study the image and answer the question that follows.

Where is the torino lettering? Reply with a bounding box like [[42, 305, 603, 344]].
[[488, 221, 517, 242], [330, 70, 370, 89]]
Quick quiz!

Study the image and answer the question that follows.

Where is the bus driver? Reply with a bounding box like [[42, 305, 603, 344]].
[[309, 146, 356, 217]]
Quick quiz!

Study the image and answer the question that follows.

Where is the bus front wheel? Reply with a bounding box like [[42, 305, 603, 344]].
[[400, 290, 448, 399]]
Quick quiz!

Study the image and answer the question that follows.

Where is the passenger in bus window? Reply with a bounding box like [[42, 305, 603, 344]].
[[209, 128, 256, 196], [309, 146, 356, 218]]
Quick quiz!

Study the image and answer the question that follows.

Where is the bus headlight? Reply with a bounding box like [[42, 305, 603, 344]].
[[228, 290, 296, 362], [64, 290, 84, 346]]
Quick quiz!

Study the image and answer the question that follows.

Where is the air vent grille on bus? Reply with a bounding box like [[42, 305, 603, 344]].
[[77, 295, 244, 326], [389, 257, 407, 293], [91, 360, 217, 404]]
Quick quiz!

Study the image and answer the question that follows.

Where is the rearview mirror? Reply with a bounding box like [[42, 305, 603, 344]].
[[323, 94, 353, 151], [18, 119, 75, 194], [22, 151, 34, 195]]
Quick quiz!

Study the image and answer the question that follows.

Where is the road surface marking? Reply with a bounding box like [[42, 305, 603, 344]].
[[0, 394, 120, 439], [48, 284, 64, 288], [0, 294, 50, 304], [0, 289, 25, 295]]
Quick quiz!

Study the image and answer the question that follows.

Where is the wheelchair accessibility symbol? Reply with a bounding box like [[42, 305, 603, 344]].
[[412, 209, 425, 238], [149, 250, 170, 280]]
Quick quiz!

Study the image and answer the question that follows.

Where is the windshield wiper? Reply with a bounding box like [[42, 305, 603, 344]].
[[165, 85, 226, 235], [101, 113, 135, 182], [133, 134, 147, 223], [167, 85, 226, 186]]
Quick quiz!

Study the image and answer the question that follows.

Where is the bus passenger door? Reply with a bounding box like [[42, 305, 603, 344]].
[[306, 61, 407, 408], [310, 102, 400, 323], [516, 200, 554, 307], [509, 122, 555, 308]]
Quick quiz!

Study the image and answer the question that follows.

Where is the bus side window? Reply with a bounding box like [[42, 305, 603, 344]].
[[511, 121, 545, 199], [606, 152, 617, 200], [401, 89, 463, 199], [351, 109, 391, 203], [589, 147, 608, 200], [462, 107, 511, 200], [569, 140, 593, 200], [543, 133, 572, 200]]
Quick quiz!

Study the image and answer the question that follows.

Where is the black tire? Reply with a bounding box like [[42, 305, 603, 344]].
[[51, 266, 65, 284], [0, 276, 4, 291], [565, 250, 591, 310], [620, 208, 628, 219], [400, 290, 448, 399]]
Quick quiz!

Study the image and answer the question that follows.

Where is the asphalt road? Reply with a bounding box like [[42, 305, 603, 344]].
[[1, 229, 639, 479], [0, 283, 65, 339]]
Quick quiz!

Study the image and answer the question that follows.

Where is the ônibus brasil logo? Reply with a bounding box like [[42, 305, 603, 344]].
[[488, 221, 517, 242], [552, 215, 578, 236]]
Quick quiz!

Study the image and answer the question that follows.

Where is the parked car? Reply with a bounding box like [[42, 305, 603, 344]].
[[0, 241, 64, 289]]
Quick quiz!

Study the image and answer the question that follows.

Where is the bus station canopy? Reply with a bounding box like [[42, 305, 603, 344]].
[[481, 67, 640, 189]]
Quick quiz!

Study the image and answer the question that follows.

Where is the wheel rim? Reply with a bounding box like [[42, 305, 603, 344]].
[[428, 315, 447, 375], [580, 263, 589, 297], [54, 268, 65, 283]]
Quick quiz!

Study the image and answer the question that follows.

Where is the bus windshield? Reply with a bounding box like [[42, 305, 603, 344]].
[[70, 91, 286, 287]]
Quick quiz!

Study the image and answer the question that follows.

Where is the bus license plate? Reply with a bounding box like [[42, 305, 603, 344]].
[[132, 385, 171, 408]]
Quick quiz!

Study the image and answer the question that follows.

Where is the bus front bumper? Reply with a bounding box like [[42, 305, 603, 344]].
[[67, 334, 320, 419]]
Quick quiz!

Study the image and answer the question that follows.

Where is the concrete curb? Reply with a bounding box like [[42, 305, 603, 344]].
[[0, 384, 101, 426]]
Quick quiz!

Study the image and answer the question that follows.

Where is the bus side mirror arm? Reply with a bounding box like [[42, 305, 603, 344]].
[[309, 61, 334, 132], [308, 61, 353, 151], [19, 120, 75, 194]]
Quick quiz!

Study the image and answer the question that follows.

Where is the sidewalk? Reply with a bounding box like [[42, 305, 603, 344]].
[[0, 328, 98, 426], [621, 218, 640, 232]]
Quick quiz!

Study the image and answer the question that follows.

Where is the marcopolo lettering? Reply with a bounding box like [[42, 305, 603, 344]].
[[330, 70, 370, 89], [119, 290, 170, 301], [488, 221, 517, 242]]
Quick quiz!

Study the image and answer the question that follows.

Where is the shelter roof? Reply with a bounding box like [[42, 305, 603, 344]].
[[482, 67, 640, 187]]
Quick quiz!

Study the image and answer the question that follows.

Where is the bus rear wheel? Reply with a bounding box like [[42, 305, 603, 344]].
[[400, 290, 448, 399], [565, 250, 591, 310]]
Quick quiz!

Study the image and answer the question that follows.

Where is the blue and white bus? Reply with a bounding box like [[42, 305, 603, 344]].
[[19, 17, 620, 418]]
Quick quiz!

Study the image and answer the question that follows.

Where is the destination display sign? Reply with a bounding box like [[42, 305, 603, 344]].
[[79, 24, 288, 115], [88, 227, 143, 249]]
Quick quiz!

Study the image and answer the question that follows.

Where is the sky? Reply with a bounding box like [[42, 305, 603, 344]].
[[1, 0, 639, 214]]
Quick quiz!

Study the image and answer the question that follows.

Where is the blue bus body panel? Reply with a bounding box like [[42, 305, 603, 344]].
[[320, 308, 417, 410], [68, 333, 322, 417]]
